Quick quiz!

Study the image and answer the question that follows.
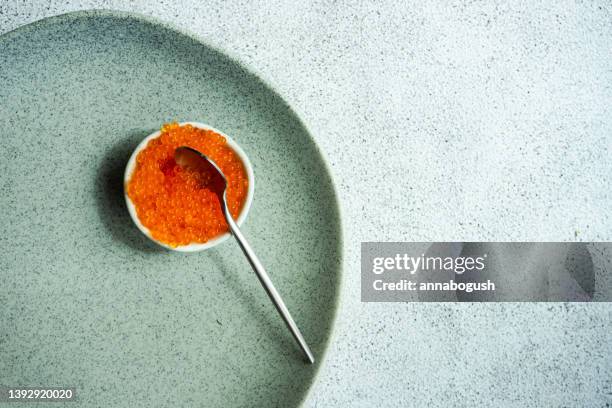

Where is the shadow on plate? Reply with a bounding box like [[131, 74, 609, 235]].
[[205, 248, 298, 361], [95, 129, 164, 253]]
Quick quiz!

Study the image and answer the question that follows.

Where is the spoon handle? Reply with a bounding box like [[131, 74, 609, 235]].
[[224, 211, 315, 364]]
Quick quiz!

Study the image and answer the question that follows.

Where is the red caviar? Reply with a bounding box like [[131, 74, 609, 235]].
[[126, 123, 249, 247]]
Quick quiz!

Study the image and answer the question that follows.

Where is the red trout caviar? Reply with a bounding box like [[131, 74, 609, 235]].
[[126, 123, 249, 247]]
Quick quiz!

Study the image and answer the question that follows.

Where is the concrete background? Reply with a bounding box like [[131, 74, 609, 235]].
[[1, 1, 611, 406]]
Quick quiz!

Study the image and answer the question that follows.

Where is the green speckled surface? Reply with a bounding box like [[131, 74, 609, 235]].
[[0, 10, 342, 407]]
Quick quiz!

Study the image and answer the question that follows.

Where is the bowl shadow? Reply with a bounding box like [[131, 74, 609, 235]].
[[95, 128, 164, 253]]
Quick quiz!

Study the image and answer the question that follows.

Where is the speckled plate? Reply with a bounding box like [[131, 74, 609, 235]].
[[0, 10, 342, 407]]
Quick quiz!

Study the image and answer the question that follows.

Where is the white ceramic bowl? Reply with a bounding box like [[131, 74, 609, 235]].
[[124, 121, 254, 252]]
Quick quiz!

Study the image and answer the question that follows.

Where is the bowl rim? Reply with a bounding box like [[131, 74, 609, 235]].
[[123, 121, 255, 252]]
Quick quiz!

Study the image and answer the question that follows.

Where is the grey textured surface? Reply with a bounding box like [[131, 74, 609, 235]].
[[1, 1, 611, 407]]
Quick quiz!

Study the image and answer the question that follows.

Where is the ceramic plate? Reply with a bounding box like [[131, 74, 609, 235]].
[[0, 11, 342, 407]]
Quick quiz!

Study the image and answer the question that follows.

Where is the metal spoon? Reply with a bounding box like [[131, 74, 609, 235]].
[[174, 146, 315, 364]]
